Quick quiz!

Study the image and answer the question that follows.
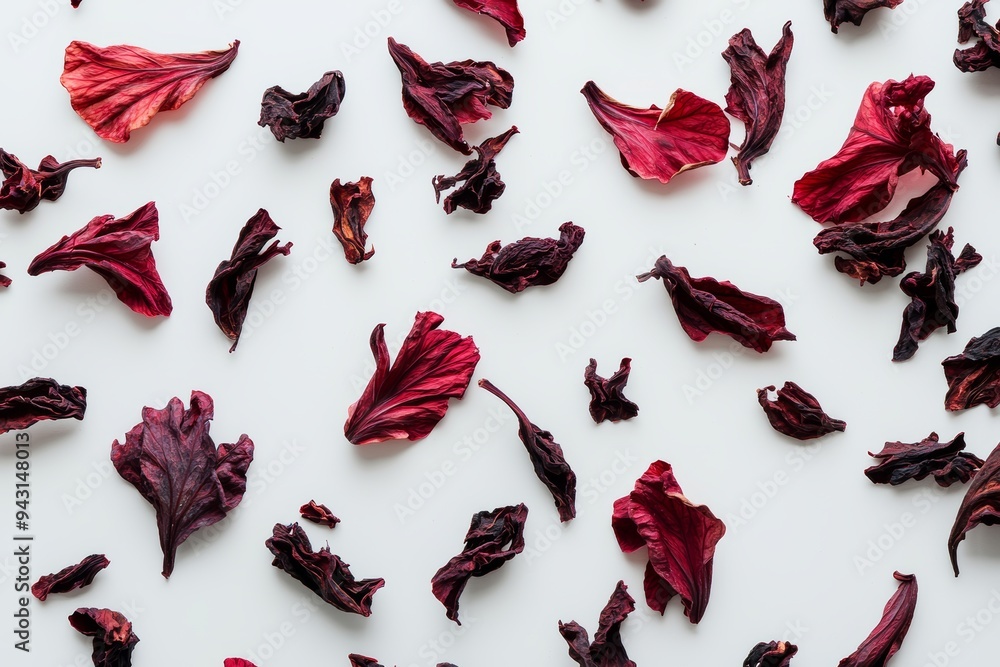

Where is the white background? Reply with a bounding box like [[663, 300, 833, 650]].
[[3, 0, 1000, 666]]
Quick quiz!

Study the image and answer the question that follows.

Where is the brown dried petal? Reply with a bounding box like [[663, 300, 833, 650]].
[[757, 382, 846, 440], [866, 432, 983, 487], [259, 70, 345, 141], [330, 177, 375, 264], [584, 358, 638, 424], [0, 377, 87, 434], [32, 554, 109, 601], [432, 126, 518, 214]]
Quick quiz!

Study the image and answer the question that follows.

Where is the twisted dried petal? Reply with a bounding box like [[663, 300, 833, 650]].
[[259, 70, 345, 141], [330, 177, 375, 264], [584, 358, 638, 424], [68, 608, 139, 667], [757, 382, 846, 440], [0, 149, 100, 213], [432, 126, 518, 214], [942, 328, 1000, 411], [837, 572, 917, 666], [558, 580, 637, 667], [31, 554, 109, 601], [954, 0, 1000, 72], [0, 377, 87, 434], [744, 641, 798, 667], [866, 432, 983, 486], [452, 0, 526, 46], [300, 500, 340, 528]]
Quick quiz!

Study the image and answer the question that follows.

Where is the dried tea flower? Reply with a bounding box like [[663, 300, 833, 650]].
[[69, 608, 139, 667], [0, 262, 9, 288], [31, 554, 109, 601], [28, 201, 173, 317], [259, 70, 345, 141], [757, 382, 846, 440], [955, 0, 1000, 72], [942, 328, 1000, 411], [558, 580, 636, 667], [60, 40, 239, 143], [330, 177, 375, 264], [584, 358, 638, 424], [950, 441, 1000, 573], [0, 378, 86, 435], [432, 126, 518, 214], [0, 149, 100, 214], [837, 572, 917, 666], [431, 504, 527, 624], [452, 0, 526, 46], [345, 312, 479, 445], [825, 0, 903, 32], [300, 500, 340, 528], [111, 391, 253, 578], [866, 432, 983, 487], [452, 221, 585, 293], [744, 641, 797, 667]]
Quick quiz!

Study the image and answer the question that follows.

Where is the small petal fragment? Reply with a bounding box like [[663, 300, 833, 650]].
[[0, 149, 100, 214], [558, 580, 636, 667], [950, 442, 1000, 573], [942, 328, 1000, 411], [349, 657, 383, 667], [300, 500, 340, 528], [330, 177, 376, 264], [584, 358, 638, 424], [0, 378, 86, 435], [744, 641, 798, 667], [224, 661, 257, 667], [432, 126, 518, 214], [757, 382, 846, 440], [866, 432, 983, 487], [825, 0, 903, 32], [452, 0, 526, 46], [259, 70, 346, 141], [68, 608, 139, 667], [837, 572, 917, 666], [32, 554, 109, 601], [0, 262, 9, 288], [954, 1, 1000, 72]]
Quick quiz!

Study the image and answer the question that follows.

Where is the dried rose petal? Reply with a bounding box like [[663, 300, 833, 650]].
[[581, 82, 730, 184], [266, 522, 384, 616], [388, 37, 513, 154], [825, 0, 903, 32], [792, 75, 959, 225], [345, 312, 480, 445], [69, 608, 139, 667], [32, 554, 109, 601], [452, 221, 585, 293], [950, 441, 1000, 573], [0, 262, 9, 288], [224, 660, 256, 667], [0, 378, 86, 435], [452, 0, 526, 46], [28, 201, 172, 317], [431, 504, 527, 624], [432, 126, 518, 214], [330, 177, 375, 264], [60, 40, 239, 143], [558, 580, 636, 667], [0, 149, 100, 214], [723, 22, 794, 185], [584, 358, 638, 424], [942, 328, 1000, 411], [206, 209, 291, 352], [111, 391, 253, 578], [837, 572, 917, 666], [612, 461, 725, 622], [866, 432, 983, 487], [955, 0, 1000, 72], [479, 379, 576, 521], [259, 70, 345, 142], [757, 382, 846, 440], [745, 641, 797, 667], [300, 500, 340, 528], [893, 228, 981, 361], [637, 255, 795, 353]]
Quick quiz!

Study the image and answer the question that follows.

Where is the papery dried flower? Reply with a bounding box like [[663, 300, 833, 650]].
[[433, 126, 518, 214], [259, 71, 346, 142], [300, 500, 340, 528], [950, 441, 1000, 574], [837, 572, 917, 666], [330, 177, 375, 264], [744, 641, 797, 667], [224, 660, 256, 667], [0, 378, 87, 435], [69, 608, 139, 667], [757, 382, 846, 440], [32, 554, 109, 601], [584, 358, 639, 424], [954, 0, 1000, 72], [558, 580, 636, 667], [452, 0, 526, 46], [0, 149, 100, 214], [825, 0, 903, 32], [942, 328, 1000, 411], [0, 262, 9, 288], [866, 432, 983, 486]]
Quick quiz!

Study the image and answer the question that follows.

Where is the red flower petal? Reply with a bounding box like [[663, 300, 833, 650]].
[[581, 82, 730, 184], [825, 0, 903, 32], [349, 656, 382, 667], [558, 580, 637, 667], [330, 177, 376, 264], [224, 660, 257, 667], [950, 441, 1000, 573], [584, 358, 639, 424], [745, 641, 798, 667], [0, 262, 9, 288], [258, 70, 345, 142], [31, 554, 109, 601], [942, 328, 1000, 411], [452, 0, 526, 46], [0, 149, 100, 214], [300, 500, 340, 528], [68, 608, 139, 667], [432, 125, 518, 214], [60, 40, 239, 143], [344, 312, 480, 445], [757, 382, 846, 440], [866, 432, 983, 487], [0, 377, 86, 435], [954, 0, 1000, 72], [837, 572, 917, 666]]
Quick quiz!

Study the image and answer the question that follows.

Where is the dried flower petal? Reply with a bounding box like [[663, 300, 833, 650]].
[[206, 209, 291, 351], [224, 660, 256, 667], [31, 554, 109, 601], [558, 580, 636, 667], [452, 0, 526, 46], [431, 504, 527, 624], [479, 379, 576, 521], [612, 461, 725, 622], [837, 572, 917, 666], [111, 391, 253, 578], [266, 522, 384, 616], [0, 378, 86, 435], [72, 0, 82, 6], [0, 262, 9, 288], [955, 0, 1000, 72], [866, 432, 983, 487], [258, 70, 345, 141], [349, 657, 382, 667], [0, 149, 100, 214], [300, 500, 340, 528], [744, 641, 798, 667], [345, 312, 479, 445], [68, 608, 139, 667], [432, 126, 518, 214], [584, 358, 638, 424], [581, 82, 730, 184], [452, 221, 585, 293], [28, 201, 172, 317], [950, 441, 1000, 573], [757, 382, 846, 440], [330, 177, 375, 264], [942, 328, 1000, 411], [825, 0, 903, 32]]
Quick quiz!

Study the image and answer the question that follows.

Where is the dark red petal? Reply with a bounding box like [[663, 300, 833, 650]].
[[72, 0, 82, 6], [584, 358, 639, 424], [224, 660, 257, 667], [258, 70, 345, 142], [744, 641, 798, 667], [68, 608, 139, 667], [345, 312, 480, 445], [432, 126, 518, 214], [866, 432, 983, 487], [0, 378, 86, 434], [955, 1, 1000, 72], [330, 177, 376, 264], [60, 40, 239, 143], [825, 0, 903, 32], [349, 655, 383, 667], [0, 149, 100, 214], [452, 0, 526, 46], [27, 201, 173, 317], [757, 382, 846, 440], [949, 441, 1000, 573], [558, 580, 636, 667], [837, 572, 917, 666], [31, 554, 109, 601], [942, 328, 1000, 411], [0, 262, 9, 288], [300, 500, 340, 528]]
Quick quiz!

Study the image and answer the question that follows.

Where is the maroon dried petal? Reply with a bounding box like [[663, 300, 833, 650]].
[[330, 177, 375, 264], [28, 201, 172, 317], [478, 379, 576, 521], [942, 328, 1000, 411], [431, 504, 527, 624], [611, 461, 725, 622], [837, 572, 917, 666], [224, 660, 256, 667], [955, 1, 1000, 72], [266, 522, 384, 616], [558, 580, 636, 667], [584, 358, 638, 424], [866, 432, 983, 487], [0, 149, 101, 214], [258, 70, 345, 142], [893, 228, 981, 361], [387, 37, 513, 155], [723, 22, 794, 185], [68, 608, 139, 667], [0, 378, 87, 435], [206, 209, 292, 352], [345, 312, 480, 445], [949, 441, 1000, 573], [300, 500, 340, 528], [432, 126, 518, 214], [72, 0, 82, 6], [32, 554, 109, 601], [0, 262, 9, 288], [111, 391, 253, 578], [452, 0, 526, 46], [745, 641, 798, 667], [452, 221, 585, 293], [825, 0, 903, 32], [637, 255, 795, 353], [757, 382, 846, 440], [349, 656, 383, 667]]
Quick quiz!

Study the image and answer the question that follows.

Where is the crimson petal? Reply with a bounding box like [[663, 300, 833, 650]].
[[224, 660, 257, 667], [744, 641, 798, 667], [300, 500, 340, 528], [866, 432, 983, 487], [433, 125, 518, 214], [452, 0, 526, 46], [558, 580, 636, 667], [68, 608, 139, 667], [955, 1, 1000, 72], [949, 442, 1000, 574], [837, 572, 917, 666], [0, 378, 86, 435], [330, 177, 376, 264], [584, 358, 639, 424], [0, 149, 100, 214], [825, 0, 903, 32], [942, 328, 1000, 411], [757, 382, 846, 440], [31, 554, 109, 601], [259, 70, 345, 141]]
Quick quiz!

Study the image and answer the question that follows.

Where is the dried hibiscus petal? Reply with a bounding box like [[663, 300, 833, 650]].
[[722, 22, 794, 185], [330, 177, 375, 264], [452, 0, 526, 46], [949, 441, 1000, 573], [581, 82, 730, 184], [28, 201, 172, 317], [206, 208, 292, 352], [612, 460, 725, 622], [479, 380, 576, 521], [60, 40, 239, 143], [955, 0, 1000, 72], [266, 522, 384, 616], [584, 358, 638, 424], [942, 328, 1000, 411], [452, 221, 585, 293], [866, 432, 983, 487], [32, 554, 109, 601], [111, 391, 253, 578], [388, 37, 513, 154], [69, 608, 139, 667], [757, 382, 846, 440], [744, 641, 797, 667], [431, 503, 527, 624], [300, 500, 340, 528], [0, 149, 100, 214], [259, 70, 345, 142], [345, 312, 479, 445], [0, 262, 9, 288], [224, 660, 256, 667], [825, 0, 903, 32], [637, 255, 795, 353], [0, 378, 86, 435], [837, 572, 917, 666], [349, 656, 456, 667], [432, 126, 518, 214], [558, 580, 636, 667]]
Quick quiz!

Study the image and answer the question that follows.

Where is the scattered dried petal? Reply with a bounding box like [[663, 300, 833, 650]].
[[584, 358, 638, 424], [300, 500, 340, 528], [452, 0, 526, 46], [0, 262, 9, 288], [950, 441, 1000, 573], [757, 382, 846, 440], [330, 177, 376, 264], [942, 328, 1000, 411], [432, 126, 518, 214], [0, 378, 86, 435], [558, 580, 636, 667], [68, 608, 139, 667], [224, 660, 256, 667], [744, 641, 798, 667], [837, 572, 917, 666], [31, 554, 109, 601], [825, 0, 903, 32], [258, 70, 345, 141], [349, 656, 382, 667], [954, 0, 1000, 72], [0, 149, 100, 214], [866, 432, 983, 487]]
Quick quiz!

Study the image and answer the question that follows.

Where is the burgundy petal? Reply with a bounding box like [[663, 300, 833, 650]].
[[825, 0, 903, 32], [68, 608, 139, 667], [558, 580, 636, 667], [757, 382, 846, 440], [111, 391, 253, 578], [452, 0, 526, 46], [431, 504, 527, 624], [478, 379, 577, 521], [837, 572, 917, 666], [745, 641, 798, 667], [0, 378, 86, 435], [349, 656, 382, 667], [344, 312, 480, 445], [432, 126, 518, 214], [949, 441, 1000, 573], [0, 149, 101, 214], [31, 554, 109, 601], [866, 432, 983, 487], [942, 328, 1000, 411], [224, 660, 256, 667], [300, 500, 340, 528], [258, 70, 345, 141], [27, 201, 173, 317], [955, 1, 1000, 72], [0, 262, 9, 288], [330, 177, 376, 264], [584, 358, 639, 424]]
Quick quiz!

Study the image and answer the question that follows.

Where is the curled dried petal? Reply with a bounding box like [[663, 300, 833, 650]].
[[68, 608, 139, 667], [825, 0, 903, 32], [837, 572, 917, 666], [744, 641, 797, 667], [757, 382, 846, 440], [866, 432, 983, 487], [224, 661, 257, 667], [432, 126, 518, 214], [558, 580, 636, 667], [32, 554, 109, 601], [954, 0, 1000, 72], [950, 442, 1000, 573], [330, 177, 375, 264], [259, 70, 345, 141], [584, 358, 638, 424], [0, 262, 9, 288], [300, 500, 340, 528], [0, 378, 86, 435], [942, 328, 1000, 411], [0, 149, 100, 214], [452, 0, 526, 46]]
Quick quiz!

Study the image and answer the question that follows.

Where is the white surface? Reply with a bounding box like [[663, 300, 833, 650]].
[[3, 0, 1000, 666]]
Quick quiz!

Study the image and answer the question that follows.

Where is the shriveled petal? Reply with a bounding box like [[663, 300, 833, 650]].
[[432, 126, 518, 214], [258, 70, 345, 141], [866, 432, 983, 487], [330, 177, 375, 264], [452, 0, 526, 46], [744, 641, 798, 667], [837, 572, 917, 666], [954, 0, 1000, 72], [558, 580, 637, 667], [0, 378, 87, 434], [0, 149, 100, 214], [942, 328, 1000, 411], [584, 358, 639, 424], [757, 382, 846, 440], [300, 500, 340, 528], [68, 608, 139, 667], [31, 554, 109, 601], [825, 0, 903, 32], [950, 441, 1000, 573]]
